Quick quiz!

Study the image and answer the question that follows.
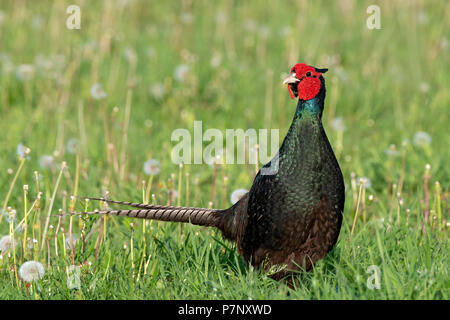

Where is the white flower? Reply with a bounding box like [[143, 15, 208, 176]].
[[413, 131, 431, 147], [230, 189, 248, 205], [90, 83, 107, 100], [19, 261, 45, 282], [330, 117, 346, 132], [15, 64, 35, 81], [0, 235, 11, 253], [39, 155, 54, 169], [356, 177, 372, 189], [66, 138, 80, 154], [149, 83, 165, 99], [143, 159, 161, 175], [174, 64, 189, 82]]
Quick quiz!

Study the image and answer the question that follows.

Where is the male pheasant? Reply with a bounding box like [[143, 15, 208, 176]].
[[82, 63, 345, 281]]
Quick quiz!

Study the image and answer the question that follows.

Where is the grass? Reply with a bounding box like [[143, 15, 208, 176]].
[[0, 0, 448, 299]]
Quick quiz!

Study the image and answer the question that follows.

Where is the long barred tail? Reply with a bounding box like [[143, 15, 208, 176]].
[[79, 197, 224, 227]]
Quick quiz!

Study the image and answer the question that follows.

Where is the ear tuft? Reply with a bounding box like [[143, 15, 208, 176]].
[[315, 67, 328, 73]]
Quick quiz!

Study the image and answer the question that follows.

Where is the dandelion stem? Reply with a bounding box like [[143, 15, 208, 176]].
[[23, 185, 29, 258], [119, 89, 132, 181], [423, 164, 431, 233], [434, 182, 442, 233], [1, 158, 26, 224], [9, 210, 19, 288], [185, 172, 190, 207], [194, 176, 199, 207], [351, 180, 364, 234], [210, 163, 218, 204], [41, 162, 66, 251]]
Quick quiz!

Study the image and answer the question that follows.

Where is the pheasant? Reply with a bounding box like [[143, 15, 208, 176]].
[[81, 63, 345, 281]]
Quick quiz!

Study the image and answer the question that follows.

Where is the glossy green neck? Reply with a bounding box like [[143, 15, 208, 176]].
[[278, 95, 325, 157], [294, 97, 323, 120]]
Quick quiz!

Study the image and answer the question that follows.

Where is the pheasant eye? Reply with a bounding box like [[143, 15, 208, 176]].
[[306, 71, 312, 77]]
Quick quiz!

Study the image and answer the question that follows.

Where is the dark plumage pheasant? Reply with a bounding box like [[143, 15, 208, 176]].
[[82, 63, 345, 280]]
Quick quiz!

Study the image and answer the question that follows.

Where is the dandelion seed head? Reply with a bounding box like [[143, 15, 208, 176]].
[[2, 209, 16, 223], [330, 117, 346, 132], [17, 143, 30, 159], [19, 261, 45, 282], [123, 46, 137, 63], [243, 19, 257, 32], [143, 159, 161, 176], [144, 119, 153, 128], [416, 11, 428, 25], [385, 144, 399, 157], [210, 52, 222, 68], [149, 83, 165, 99], [31, 15, 44, 29], [174, 64, 189, 82], [413, 131, 431, 147], [280, 26, 292, 37], [419, 82, 430, 93], [230, 188, 248, 205], [0, 235, 12, 253], [39, 155, 54, 169], [66, 138, 80, 154], [90, 83, 107, 100], [15, 64, 35, 81], [180, 12, 193, 24], [356, 177, 372, 189]]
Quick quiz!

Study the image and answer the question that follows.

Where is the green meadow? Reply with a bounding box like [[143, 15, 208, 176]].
[[0, 0, 448, 299]]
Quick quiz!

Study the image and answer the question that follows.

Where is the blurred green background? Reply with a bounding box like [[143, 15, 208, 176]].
[[0, 0, 448, 299]]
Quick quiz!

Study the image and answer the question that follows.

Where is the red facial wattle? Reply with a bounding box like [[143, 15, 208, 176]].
[[287, 63, 324, 100], [297, 76, 321, 100]]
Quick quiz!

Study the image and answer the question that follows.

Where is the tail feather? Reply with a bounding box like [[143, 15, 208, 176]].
[[79, 198, 223, 227]]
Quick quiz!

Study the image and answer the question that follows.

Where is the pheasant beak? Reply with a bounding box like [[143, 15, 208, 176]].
[[282, 72, 300, 84]]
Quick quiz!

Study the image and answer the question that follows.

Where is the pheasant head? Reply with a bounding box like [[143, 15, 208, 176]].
[[283, 63, 328, 101]]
